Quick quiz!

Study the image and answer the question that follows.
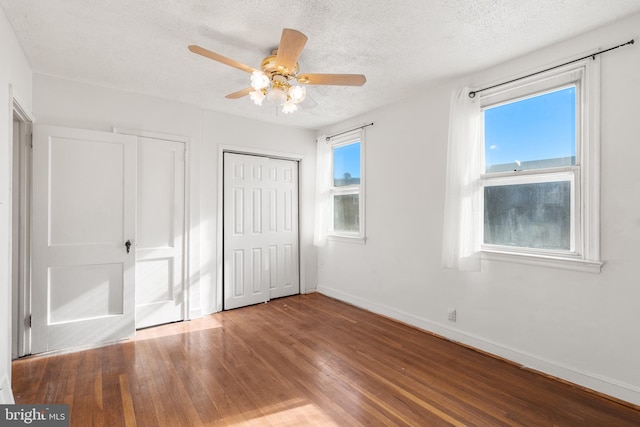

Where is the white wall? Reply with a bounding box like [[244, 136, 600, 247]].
[[32, 74, 317, 319], [0, 6, 32, 404], [317, 13, 640, 405], [199, 110, 318, 313]]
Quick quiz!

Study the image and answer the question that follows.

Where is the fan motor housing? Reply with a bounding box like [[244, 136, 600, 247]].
[[261, 49, 299, 78]]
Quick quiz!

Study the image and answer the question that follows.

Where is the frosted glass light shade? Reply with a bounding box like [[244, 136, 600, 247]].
[[282, 99, 298, 114], [267, 87, 288, 105], [250, 71, 270, 90], [249, 89, 266, 105], [288, 85, 306, 103]]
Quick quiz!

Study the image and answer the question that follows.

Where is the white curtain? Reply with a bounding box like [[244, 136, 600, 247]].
[[313, 136, 331, 246], [441, 87, 482, 271]]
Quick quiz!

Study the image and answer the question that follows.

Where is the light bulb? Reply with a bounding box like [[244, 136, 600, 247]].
[[249, 89, 266, 106], [288, 85, 306, 103], [250, 71, 269, 90], [282, 99, 298, 114]]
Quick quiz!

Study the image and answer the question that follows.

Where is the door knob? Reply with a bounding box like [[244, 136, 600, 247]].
[[125, 239, 132, 254]]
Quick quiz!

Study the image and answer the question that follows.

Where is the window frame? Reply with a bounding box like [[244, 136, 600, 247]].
[[478, 57, 603, 272], [328, 130, 366, 242]]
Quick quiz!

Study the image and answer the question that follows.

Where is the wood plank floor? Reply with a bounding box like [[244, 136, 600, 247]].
[[12, 293, 640, 426]]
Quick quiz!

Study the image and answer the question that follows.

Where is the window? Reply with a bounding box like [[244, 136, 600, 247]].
[[483, 86, 577, 252], [479, 59, 602, 271], [330, 131, 365, 239]]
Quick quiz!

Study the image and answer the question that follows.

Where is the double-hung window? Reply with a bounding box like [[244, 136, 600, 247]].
[[329, 130, 365, 239], [479, 58, 602, 271]]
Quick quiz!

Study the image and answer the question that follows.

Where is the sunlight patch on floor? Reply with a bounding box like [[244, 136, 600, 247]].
[[235, 403, 340, 426], [133, 315, 224, 341]]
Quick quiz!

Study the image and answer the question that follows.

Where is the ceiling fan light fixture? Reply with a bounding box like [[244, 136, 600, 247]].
[[288, 85, 306, 103], [266, 87, 288, 105], [250, 71, 270, 90], [282, 99, 298, 114], [249, 89, 266, 105], [189, 28, 366, 116]]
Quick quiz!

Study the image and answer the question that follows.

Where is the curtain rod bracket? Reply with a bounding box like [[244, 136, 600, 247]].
[[467, 39, 634, 98]]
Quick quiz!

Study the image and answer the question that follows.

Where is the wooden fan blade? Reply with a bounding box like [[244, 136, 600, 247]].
[[188, 45, 258, 74], [297, 73, 366, 86], [225, 88, 252, 99], [275, 29, 308, 72]]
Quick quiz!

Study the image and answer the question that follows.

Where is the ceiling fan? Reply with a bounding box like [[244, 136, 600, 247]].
[[188, 28, 366, 114]]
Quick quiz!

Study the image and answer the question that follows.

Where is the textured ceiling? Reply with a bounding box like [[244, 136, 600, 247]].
[[2, 1, 640, 130]]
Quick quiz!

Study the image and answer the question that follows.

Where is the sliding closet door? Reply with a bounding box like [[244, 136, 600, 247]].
[[223, 153, 299, 310]]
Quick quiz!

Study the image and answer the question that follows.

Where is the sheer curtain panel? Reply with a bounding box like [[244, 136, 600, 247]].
[[441, 87, 482, 271], [313, 136, 331, 246]]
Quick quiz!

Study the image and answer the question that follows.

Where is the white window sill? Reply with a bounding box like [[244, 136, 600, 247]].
[[481, 250, 604, 273], [328, 234, 367, 245]]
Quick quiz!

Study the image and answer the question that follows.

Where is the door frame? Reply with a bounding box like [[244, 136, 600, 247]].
[[10, 89, 33, 358], [113, 127, 191, 322], [217, 145, 305, 312]]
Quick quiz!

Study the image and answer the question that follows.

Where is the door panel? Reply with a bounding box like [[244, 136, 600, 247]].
[[31, 126, 137, 354], [223, 153, 299, 310], [49, 137, 125, 244], [49, 263, 124, 323], [135, 137, 185, 329]]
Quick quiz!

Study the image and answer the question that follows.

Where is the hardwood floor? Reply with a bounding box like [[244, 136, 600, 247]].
[[12, 293, 640, 426]]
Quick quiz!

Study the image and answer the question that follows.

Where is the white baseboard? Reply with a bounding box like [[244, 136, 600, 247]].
[[189, 308, 202, 320], [0, 373, 14, 404], [317, 285, 640, 407]]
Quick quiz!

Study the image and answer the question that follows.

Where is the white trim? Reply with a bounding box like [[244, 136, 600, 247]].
[[113, 127, 189, 143], [184, 140, 191, 320], [329, 131, 360, 147], [323, 124, 371, 144], [316, 286, 640, 406], [9, 88, 34, 362], [220, 145, 304, 162], [481, 165, 579, 180], [216, 145, 306, 313], [328, 129, 366, 240], [482, 169, 577, 186], [0, 373, 14, 404], [328, 235, 367, 244], [478, 56, 601, 269], [582, 56, 601, 262], [481, 250, 604, 273], [479, 61, 585, 107]]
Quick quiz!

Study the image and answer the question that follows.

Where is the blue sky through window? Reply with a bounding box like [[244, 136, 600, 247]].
[[333, 142, 360, 183], [484, 86, 576, 171]]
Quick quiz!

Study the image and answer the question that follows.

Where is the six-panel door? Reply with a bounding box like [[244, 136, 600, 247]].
[[223, 153, 299, 310]]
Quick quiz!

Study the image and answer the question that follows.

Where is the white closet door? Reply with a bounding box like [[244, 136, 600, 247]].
[[31, 126, 137, 354], [223, 153, 299, 310], [135, 137, 185, 329]]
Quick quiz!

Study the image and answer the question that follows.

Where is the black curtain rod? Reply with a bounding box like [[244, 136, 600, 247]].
[[325, 122, 374, 141], [468, 39, 634, 98]]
